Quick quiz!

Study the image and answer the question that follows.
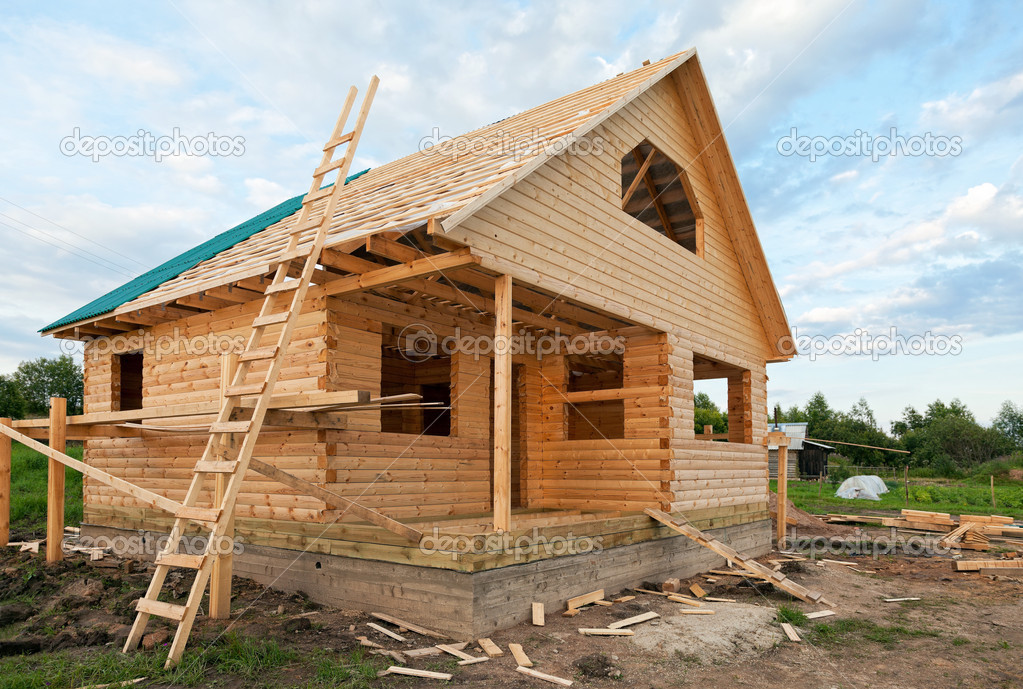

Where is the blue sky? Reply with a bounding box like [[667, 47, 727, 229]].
[[0, 1, 1020, 428]]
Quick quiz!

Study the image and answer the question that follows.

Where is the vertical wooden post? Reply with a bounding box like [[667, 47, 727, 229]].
[[818, 472, 823, 499], [776, 439, 789, 546], [493, 275, 513, 532], [991, 475, 996, 509], [904, 465, 909, 507], [0, 418, 11, 547], [46, 397, 67, 563], [703, 424, 713, 436], [210, 353, 238, 619]]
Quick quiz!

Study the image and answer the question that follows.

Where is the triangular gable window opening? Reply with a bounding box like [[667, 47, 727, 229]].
[[621, 140, 704, 256]]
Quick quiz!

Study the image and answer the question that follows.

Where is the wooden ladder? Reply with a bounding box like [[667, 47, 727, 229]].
[[644, 508, 833, 606], [123, 76, 379, 669]]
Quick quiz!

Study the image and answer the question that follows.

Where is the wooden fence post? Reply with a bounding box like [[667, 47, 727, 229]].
[[904, 465, 909, 508], [0, 417, 11, 547], [210, 353, 238, 619], [47, 397, 67, 563], [991, 475, 996, 509]]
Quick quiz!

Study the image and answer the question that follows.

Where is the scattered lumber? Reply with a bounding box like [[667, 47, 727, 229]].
[[636, 588, 670, 597], [707, 569, 770, 580], [478, 638, 503, 657], [806, 610, 836, 619], [667, 595, 703, 607], [825, 514, 882, 524], [607, 611, 659, 629], [821, 559, 857, 567], [661, 578, 681, 593], [704, 597, 736, 603], [593, 600, 613, 607], [579, 628, 635, 635], [378, 667, 452, 680], [370, 649, 407, 664], [509, 643, 533, 667], [436, 644, 481, 662], [679, 610, 715, 615], [457, 657, 489, 666], [357, 636, 385, 649], [646, 508, 832, 605], [516, 666, 574, 686], [780, 623, 801, 642], [883, 598, 921, 602], [956, 560, 1023, 571], [689, 583, 707, 598], [566, 589, 605, 610], [370, 612, 447, 639], [532, 602, 545, 626], [367, 622, 406, 642], [562, 609, 580, 618], [405, 642, 467, 658], [613, 595, 635, 603]]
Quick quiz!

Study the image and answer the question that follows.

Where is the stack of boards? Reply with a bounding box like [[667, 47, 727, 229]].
[[828, 510, 1022, 552]]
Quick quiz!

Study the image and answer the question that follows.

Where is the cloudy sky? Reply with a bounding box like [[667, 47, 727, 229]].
[[1, 1, 1020, 428]]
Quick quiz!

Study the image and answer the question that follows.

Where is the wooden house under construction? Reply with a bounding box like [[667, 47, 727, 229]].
[[22, 49, 793, 639]]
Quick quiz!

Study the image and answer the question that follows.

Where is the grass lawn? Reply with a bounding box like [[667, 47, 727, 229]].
[[9, 441, 83, 536], [774, 477, 1023, 519]]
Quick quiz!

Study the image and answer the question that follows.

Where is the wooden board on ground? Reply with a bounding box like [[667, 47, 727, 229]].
[[371, 612, 448, 638], [532, 602, 545, 626], [516, 666, 573, 686], [689, 583, 707, 598], [780, 622, 801, 642], [607, 611, 659, 629], [806, 610, 836, 619], [478, 638, 503, 657], [955, 560, 1023, 571], [509, 643, 532, 667], [379, 666, 452, 680], [567, 589, 605, 609]]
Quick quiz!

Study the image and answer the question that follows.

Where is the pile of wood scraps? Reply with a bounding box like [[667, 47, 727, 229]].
[[882, 510, 1023, 551]]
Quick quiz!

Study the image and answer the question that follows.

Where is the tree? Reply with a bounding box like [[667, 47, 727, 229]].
[[12, 355, 83, 416], [693, 392, 727, 434], [803, 392, 834, 439], [992, 400, 1023, 450], [891, 405, 924, 437], [0, 374, 26, 419]]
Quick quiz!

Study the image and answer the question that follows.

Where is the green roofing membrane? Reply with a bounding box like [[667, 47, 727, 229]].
[[42, 170, 369, 333]]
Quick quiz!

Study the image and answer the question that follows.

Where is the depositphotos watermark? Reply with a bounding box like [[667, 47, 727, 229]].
[[777, 127, 962, 162], [70, 531, 243, 558], [397, 324, 625, 363], [783, 528, 960, 559], [62, 328, 248, 362], [60, 127, 246, 162], [777, 327, 963, 362], [419, 126, 604, 161], [419, 527, 604, 562]]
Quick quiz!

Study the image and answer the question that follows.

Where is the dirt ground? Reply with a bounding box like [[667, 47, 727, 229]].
[[2, 525, 1022, 689]]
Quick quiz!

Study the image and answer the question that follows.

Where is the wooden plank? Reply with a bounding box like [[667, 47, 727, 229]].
[[210, 352, 237, 620], [370, 612, 449, 639], [368, 622, 406, 641], [516, 667, 573, 686], [532, 601, 545, 626], [806, 610, 836, 619], [436, 643, 476, 661], [0, 418, 10, 546], [478, 638, 503, 657], [567, 589, 605, 610], [578, 628, 635, 636], [689, 583, 707, 598], [607, 611, 659, 629], [780, 622, 801, 642], [134, 598, 187, 621], [405, 641, 468, 658], [378, 666, 452, 680], [509, 643, 533, 667], [883, 597, 920, 603], [47, 398, 67, 563], [249, 459, 422, 543], [494, 274, 512, 531], [678, 609, 715, 615]]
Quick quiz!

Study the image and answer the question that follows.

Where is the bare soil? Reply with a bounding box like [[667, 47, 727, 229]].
[[2, 525, 1022, 688]]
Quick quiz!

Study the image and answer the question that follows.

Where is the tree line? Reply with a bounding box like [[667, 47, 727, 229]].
[[0, 355, 84, 418], [694, 390, 1022, 474]]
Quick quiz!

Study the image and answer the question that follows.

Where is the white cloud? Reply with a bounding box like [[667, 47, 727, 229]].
[[830, 169, 858, 183], [921, 70, 1023, 138], [244, 178, 289, 208]]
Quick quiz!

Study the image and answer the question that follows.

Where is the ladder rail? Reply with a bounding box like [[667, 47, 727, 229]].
[[124, 76, 379, 670]]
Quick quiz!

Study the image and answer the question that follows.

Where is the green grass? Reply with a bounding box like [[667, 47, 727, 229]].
[[11, 441, 83, 534], [0, 634, 382, 689], [776, 604, 808, 625], [806, 618, 941, 648], [772, 479, 1023, 519]]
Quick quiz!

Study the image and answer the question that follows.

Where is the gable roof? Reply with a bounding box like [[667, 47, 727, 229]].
[[45, 49, 791, 357]]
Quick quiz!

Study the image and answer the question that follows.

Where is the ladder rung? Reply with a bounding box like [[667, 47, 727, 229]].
[[264, 280, 301, 295], [156, 552, 206, 569], [135, 598, 188, 621], [289, 219, 325, 236], [304, 186, 333, 203], [314, 156, 347, 177], [252, 312, 290, 327], [322, 131, 354, 151], [194, 460, 239, 474], [177, 505, 222, 522], [225, 382, 265, 397], [238, 345, 279, 362], [209, 421, 251, 434], [274, 249, 311, 265]]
